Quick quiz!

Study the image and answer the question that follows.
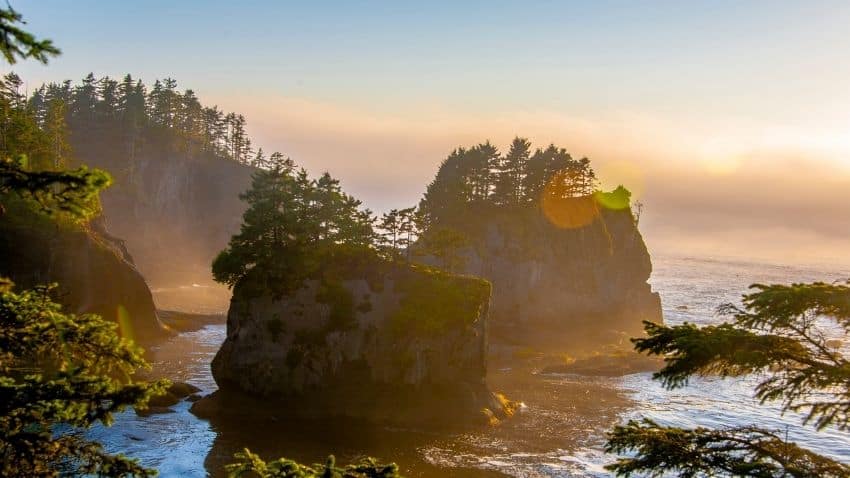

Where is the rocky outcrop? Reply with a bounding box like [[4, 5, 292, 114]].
[[0, 199, 165, 342], [434, 197, 662, 352], [196, 264, 510, 427], [72, 143, 254, 287]]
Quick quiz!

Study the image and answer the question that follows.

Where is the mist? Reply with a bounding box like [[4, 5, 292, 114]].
[[213, 93, 850, 267]]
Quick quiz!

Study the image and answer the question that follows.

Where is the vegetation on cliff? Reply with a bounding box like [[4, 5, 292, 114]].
[[211, 155, 376, 296], [418, 137, 601, 229], [605, 281, 850, 477], [391, 265, 490, 335], [0, 9, 165, 476]]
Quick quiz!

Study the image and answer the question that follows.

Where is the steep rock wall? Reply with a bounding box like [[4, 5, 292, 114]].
[[440, 202, 662, 351], [71, 141, 255, 286], [0, 201, 165, 342], [201, 265, 507, 426]]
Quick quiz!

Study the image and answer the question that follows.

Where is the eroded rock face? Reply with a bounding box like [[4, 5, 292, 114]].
[[204, 265, 508, 426], [446, 204, 662, 351], [78, 148, 254, 287], [0, 204, 165, 342]]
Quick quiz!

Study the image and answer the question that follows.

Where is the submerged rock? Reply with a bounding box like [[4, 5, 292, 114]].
[[135, 381, 203, 415], [200, 263, 510, 427]]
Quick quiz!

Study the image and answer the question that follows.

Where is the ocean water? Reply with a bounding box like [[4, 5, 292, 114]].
[[92, 255, 850, 477]]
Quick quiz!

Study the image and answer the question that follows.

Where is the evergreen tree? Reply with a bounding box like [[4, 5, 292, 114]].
[[0, 5, 60, 64], [70, 73, 97, 126], [605, 281, 850, 477], [252, 147, 267, 169], [226, 449, 402, 478], [0, 281, 166, 477], [466, 141, 498, 201], [0, 14, 163, 475], [147, 79, 165, 126], [397, 206, 417, 262], [493, 136, 530, 205], [43, 98, 71, 169], [213, 159, 377, 293], [26, 86, 46, 126], [213, 159, 304, 288], [202, 106, 226, 154], [416, 226, 469, 273], [117, 76, 146, 168], [95, 76, 119, 121], [379, 208, 402, 258], [418, 148, 474, 225]]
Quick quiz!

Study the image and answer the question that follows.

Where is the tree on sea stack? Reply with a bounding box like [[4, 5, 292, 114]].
[[605, 281, 850, 477], [212, 154, 377, 293]]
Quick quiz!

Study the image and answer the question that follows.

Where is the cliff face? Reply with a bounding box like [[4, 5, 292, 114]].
[[0, 200, 165, 342], [71, 142, 255, 287], [441, 201, 661, 351], [203, 264, 508, 426]]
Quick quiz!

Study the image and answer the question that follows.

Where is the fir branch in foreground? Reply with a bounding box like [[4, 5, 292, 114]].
[[225, 449, 402, 478], [605, 419, 850, 478], [633, 282, 850, 431]]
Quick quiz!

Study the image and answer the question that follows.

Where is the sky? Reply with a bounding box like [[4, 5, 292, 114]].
[[11, 0, 850, 266]]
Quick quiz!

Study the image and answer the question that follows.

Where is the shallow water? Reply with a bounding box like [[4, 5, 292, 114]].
[[93, 256, 850, 476]]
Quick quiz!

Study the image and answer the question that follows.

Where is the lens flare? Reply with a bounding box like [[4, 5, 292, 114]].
[[541, 191, 599, 229], [116, 305, 135, 343], [597, 160, 645, 200]]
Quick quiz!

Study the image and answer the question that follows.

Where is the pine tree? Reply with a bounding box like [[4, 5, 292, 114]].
[[0, 6, 60, 64], [397, 206, 417, 262], [213, 159, 306, 289], [43, 98, 71, 169], [605, 281, 850, 477], [0, 14, 162, 475], [379, 208, 402, 258], [493, 137, 530, 205], [0, 281, 166, 478], [95, 76, 118, 121], [70, 73, 97, 126], [466, 141, 498, 201], [418, 148, 474, 225]]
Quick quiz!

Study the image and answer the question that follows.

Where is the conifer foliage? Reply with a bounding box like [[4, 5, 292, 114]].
[[0, 281, 166, 477], [605, 281, 850, 477], [418, 137, 598, 226], [226, 449, 402, 478], [25, 73, 265, 166], [212, 156, 377, 292], [0, 7, 164, 476]]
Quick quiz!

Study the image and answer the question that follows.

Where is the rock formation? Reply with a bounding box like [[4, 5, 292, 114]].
[[195, 263, 511, 426], [76, 148, 254, 287], [0, 200, 165, 342], [428, 196, 662, 352]]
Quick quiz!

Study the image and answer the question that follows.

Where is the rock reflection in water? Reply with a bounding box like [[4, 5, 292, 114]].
[[93, 321, 631, 477]]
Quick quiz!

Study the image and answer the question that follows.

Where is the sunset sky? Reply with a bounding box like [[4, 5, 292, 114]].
[[13, 1, 850, 265]]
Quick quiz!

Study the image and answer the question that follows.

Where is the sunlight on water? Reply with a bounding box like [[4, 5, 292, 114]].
[[88, 325, 224, 477], [93, 257, 850, 476]]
